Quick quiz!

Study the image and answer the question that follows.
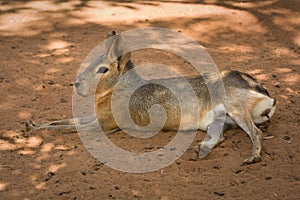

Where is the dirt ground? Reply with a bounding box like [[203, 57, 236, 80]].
[[0, 0, 299, 199]]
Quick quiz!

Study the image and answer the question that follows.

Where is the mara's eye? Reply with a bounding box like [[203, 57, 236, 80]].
[[97, 66, 109, 74]]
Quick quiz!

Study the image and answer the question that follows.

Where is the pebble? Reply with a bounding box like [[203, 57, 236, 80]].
[[265, 176, 272, 180], [213, 165, 221, 170], [109, 194, 116, 199], [214, 191, 225, 196], [176, 161, 181, 165], [59, 190, 71, 195], [283, 135, 290, 140], [60, 98, 67, 103], [290, 99, 295, 104], [46, 80, 54, 85], [89, 186, 95, 190]]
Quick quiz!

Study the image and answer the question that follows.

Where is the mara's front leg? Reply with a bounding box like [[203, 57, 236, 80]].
[[227, 110, 263, 165]]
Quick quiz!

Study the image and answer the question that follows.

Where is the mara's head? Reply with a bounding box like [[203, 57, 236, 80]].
[[74, 31, 132, 97]]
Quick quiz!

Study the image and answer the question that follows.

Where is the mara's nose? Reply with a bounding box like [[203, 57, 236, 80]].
[[74, 82, 80, 88]]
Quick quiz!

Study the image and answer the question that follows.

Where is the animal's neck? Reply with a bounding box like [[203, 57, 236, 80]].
[[120, 60, 145, 85]]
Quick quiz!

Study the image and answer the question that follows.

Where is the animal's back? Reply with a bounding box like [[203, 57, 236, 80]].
[[125, 70, 274, 132]]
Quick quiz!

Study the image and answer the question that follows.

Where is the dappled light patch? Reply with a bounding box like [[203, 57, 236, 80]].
[[0, 139, 22, 151], [46, 40, 71, 52], [45, 68, 62, 74], [0, 130, 42, 151], [40, 143, 55, 153], [48, 163, 66, 174], [247, 69, 264, 75], [275, 67, 293, 73], [272, 13, 300, 32], [26, 136, 43, 148], [272, 47, 298, 58], [226, 0, 276, 9], [17, 149, 36, 155], [0, 182, 8, 192], [282, 74, 300, 85], [217, 45, 253, 53], [0, 7, 42, 36], [18, 111, 33, 120], [294, 33, 300, 46], [35, 182, 46, 190], [253, 73, 269, 81], [55, 57, 74, 64]]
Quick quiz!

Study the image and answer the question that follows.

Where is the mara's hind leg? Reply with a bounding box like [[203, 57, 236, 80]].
[[26, 115, 97, 133], [194, 104, 227, 158], [26, 115, 120, 134], [228, 111, 263, 165]]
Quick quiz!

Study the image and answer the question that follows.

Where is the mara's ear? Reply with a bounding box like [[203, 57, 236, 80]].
[[106, 31, 131, 71]]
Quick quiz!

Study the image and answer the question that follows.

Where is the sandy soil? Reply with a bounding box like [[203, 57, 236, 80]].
[[0, 0, 299, 199]]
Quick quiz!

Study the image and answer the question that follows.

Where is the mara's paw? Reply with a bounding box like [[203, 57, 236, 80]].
[[242, 155, 262, 165], [25, 120, 38, 131], [194, 142, 212, 159]]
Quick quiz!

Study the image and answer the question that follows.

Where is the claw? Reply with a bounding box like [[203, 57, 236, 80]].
[[25, 120, 37, 131], [242, 156, 262, 165], [194, 143, 212, 159]]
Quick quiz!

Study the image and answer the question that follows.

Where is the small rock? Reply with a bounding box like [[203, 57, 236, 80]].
[[48, 172, 55, 176], [144, 146, 154, 150], [89, 186, 95, 190], [275, 82, 280, 88], [214, 191, 225, 196], [47, 80, 54, 85], [265, 176, 272, 180], [235, 169, 242, 174], [283, 135, 290, 140], [81, 171, 87, 175], [272, 74, 277, 78], [45, 171, 55, 181], [60, 98, 67, 103], [213, 165, 221, 170], [58, 190, 71, 195], [114, 184, 120, 190], [290, 99, 295, 104], [31, 96, 38, 101], [261, 162, 267, 167]]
